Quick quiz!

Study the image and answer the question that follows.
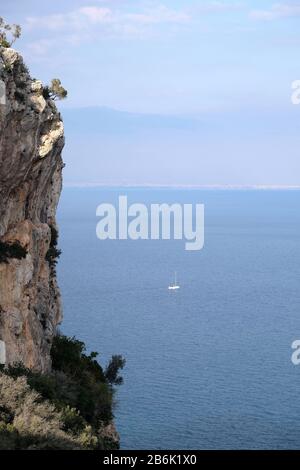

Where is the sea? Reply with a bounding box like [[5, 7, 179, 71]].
[[57, 188, 300, 449]]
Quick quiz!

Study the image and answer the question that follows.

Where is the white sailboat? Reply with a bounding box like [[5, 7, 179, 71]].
[[168, 271, 180, 290]]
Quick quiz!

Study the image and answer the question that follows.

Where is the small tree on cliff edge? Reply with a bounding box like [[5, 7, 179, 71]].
[[105, 355, 126, 386], [0, 17, 21, 48], [0, 17, 67, 101], [43, 79, 68, 101]]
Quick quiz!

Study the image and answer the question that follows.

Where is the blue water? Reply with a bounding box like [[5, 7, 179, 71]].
[[57, 189, 300, 449]]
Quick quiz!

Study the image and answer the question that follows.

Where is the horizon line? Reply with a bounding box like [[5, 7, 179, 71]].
[[63, 183, 300, 190]]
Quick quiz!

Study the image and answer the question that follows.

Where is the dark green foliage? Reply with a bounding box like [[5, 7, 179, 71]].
[[0, 17, 21, 48], [46, 245, 61, 266], [46, 225, 61, 269], [51, 335, 105, 382], [14, 90, 25, 103], [61, 406, 86, 435], [48, 79, 68, 100], [50, 224, 59, 246], [0, 423, 21, 450], [42, 86, 51, 100], [0, 374, 81, 450], [15, 80, 27, 89], [45, 245, 61, 267], [0, 405, 13, 424], [51, 335, 112, 424], [105, 355, 126, 386], [1, 334, 125, 449], [0, 362, 29, 378], [43, 79, 67, 101], [0, 241, 27, 264], [0, 38, 10, 48]]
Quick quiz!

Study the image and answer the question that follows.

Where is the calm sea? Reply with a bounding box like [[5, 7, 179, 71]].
[[57, 189, 300, 449]]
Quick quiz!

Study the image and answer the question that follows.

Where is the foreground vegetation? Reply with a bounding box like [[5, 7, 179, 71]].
[[0, 335, 125, 450]]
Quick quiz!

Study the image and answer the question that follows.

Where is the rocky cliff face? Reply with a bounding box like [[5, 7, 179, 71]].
[[0, 48, 64, 371]]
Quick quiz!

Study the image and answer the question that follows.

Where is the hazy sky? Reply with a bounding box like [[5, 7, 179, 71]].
[[2, 1, 300, 185]]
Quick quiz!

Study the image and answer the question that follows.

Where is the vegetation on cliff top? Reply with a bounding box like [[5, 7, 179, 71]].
[[0, 17, 21, 48], [0, 17, 67, 101], [0, 334, 125, 450], [43, 79, 68, 101]]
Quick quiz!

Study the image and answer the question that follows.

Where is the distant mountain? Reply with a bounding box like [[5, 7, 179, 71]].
[[60, 105, 300, 187], [62, 106, 200, 135]]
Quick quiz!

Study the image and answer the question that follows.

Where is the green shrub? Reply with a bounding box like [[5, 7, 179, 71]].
[[14, 90, 26, 104], [42, 87, 51, 100], [0, 404, 13, 424], [51, 335, 113, 424], [0, 241, 27, 264], [45, 225, 61, 269], [43, 79, 67, 101], [105, 355, 126, 386], [51, 335, 105, 382], [45, 246, 61, 268], [0, 334, 125, 449], [61, 405, 86, 435], [0, 17, 21, 48], [0, 422, 21, 450], [0, 374, 81, 449]]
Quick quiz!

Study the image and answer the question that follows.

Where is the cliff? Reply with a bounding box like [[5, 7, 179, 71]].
[[0, 47, 121, 450], [0, 48, 64, 371]]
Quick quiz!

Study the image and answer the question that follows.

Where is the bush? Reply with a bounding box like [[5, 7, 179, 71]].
[[14, 90, 26, 104], [0, 241, 27, 264], [42, 87, 50, 99], [0, 17, 21, 48], [105, 355, 126, 386], [51, 335, 112, 424], [0, 334, 125, 449], [43, 79, 67, 101], [45, 225, 61, 270], [61, 405, 86, 435], [0, 374, 80, 449], [0, 422, 21, 450]]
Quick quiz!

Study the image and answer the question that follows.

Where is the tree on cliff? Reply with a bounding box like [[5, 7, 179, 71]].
[[105, 355, 126, 386], [0, 18, 67, 101], [0, 17, 21, 48], [43, 79, 68, 101]]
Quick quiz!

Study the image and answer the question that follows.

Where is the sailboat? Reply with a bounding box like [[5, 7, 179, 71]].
[[168, 271, 180, 290]]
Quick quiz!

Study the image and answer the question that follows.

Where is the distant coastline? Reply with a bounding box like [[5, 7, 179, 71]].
[[63, 183, 300, 191]]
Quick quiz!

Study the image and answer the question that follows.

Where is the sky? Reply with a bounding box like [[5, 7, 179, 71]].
[[2, 1, 300, 186]]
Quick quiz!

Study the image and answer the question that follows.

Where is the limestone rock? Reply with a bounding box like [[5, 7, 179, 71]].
[[0, 47, 64, 371]]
